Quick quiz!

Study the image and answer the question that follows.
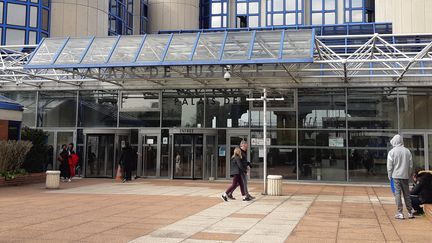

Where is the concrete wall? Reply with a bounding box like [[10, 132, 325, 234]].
[[50, 0, 109, 37], [375, 0, 432, 34], [148, 0, 199, 33]]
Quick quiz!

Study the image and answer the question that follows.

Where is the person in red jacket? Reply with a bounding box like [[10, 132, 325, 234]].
[[69, 151, 79, 178]]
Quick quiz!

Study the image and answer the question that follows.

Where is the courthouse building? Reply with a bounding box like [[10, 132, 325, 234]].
[[0, 0, 431, 183]]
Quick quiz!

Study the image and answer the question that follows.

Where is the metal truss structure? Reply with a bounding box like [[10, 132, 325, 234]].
[[2, 32, 432, 91]]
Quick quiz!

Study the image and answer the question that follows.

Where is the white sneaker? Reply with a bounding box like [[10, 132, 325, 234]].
[[408, 212, 415, 219], [395, 213, 404, 220], [67, 179, 72, 182]]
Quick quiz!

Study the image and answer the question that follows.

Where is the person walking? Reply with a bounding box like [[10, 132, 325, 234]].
[[119, 142, 136, 183], [57, 144, 70, 182], [387, 134, 414, 219], [238, 140, 254, 200], [69, 151, 79, 178], [221, 147, 250, 202]]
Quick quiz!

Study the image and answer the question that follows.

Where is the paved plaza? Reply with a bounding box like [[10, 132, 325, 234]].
[[0, 179, 431, 243]]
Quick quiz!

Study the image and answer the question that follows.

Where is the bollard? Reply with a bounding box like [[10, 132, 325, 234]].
[[46, 170, 60, 189], [267, 175, 283, 196]]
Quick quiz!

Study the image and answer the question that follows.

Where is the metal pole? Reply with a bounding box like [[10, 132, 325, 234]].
[[263, 88, 267, 195]]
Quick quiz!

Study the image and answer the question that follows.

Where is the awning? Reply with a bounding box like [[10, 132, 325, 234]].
[[0, 95, 23, 111], [25, 30, 315, 69]]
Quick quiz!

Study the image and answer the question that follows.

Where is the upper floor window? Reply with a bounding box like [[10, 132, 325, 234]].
[[344, 0, 374, 23], [0, 0, 50, 45], [109, 0, 133, 35], [236, 0, 260, 28], [266, 0, 304, 26], [311, 0, 337, 25], [140, 0, 149, 34], [211, 0, 228, 28]]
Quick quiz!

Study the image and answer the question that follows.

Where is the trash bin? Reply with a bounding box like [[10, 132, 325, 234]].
[[267, 175, 283, 196], [46, 170, 60, 189]]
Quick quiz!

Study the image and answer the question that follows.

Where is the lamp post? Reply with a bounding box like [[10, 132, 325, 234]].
[[247, 88, 284, 194]]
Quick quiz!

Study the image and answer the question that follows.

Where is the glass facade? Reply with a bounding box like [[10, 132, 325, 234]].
[[236, 0, 260, 28], [266, 0, 304, 26], [311, 0, 337, 25], [109, 0, 133, 35], [140, 0, 149, 34], [6, 87, 432, 182], [200, 0, 229, 29], [0, 0, 50, 44], [344, 0, 374, 23]]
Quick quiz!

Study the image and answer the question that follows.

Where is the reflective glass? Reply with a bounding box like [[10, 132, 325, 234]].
[[7, 3, 26, 26], [250, 146, 297, 179], [403, 134, 426, 171], [29, 31, 36, 44], [249, 16, 259, 27], [286, 0, 296, 10], [119, 91, 160, 127], [273, 14, 283, 25], [237, 2, 247, 14], [311, 13, 322, 25], [282, 30, 313, 59], [351, 10, 363, 22], [312, 0, 322, 10], [29, 38, 67, 65], [38, 91, 77, 127], [56, 38, 93, 64], [325, 0, 336, 10], [251, 111, 296, 128], [162, 90, 204, 128], [81, 37, 118, 64], [212, 2, 221, 14], [298, 89, 346, 129], [165, 33, 197, 61], [325, 12, 336, 24], [286, 13, 296, 25], [137, 34, 171, 62], [299, 148, 347, 181], [193, 33, 224, 61], [251, 130, 296, 146], [30, 6, 38, 27], [348, 148, 389, 182], [109, 36, 144, 63], [212, 16, 222, 27], [0, 2, 3, 24], [78, 91, 118, 127], [204, 90, 249, 128], [347, 88, 398, 129], [352, 0, 363, 8], [274, 0, 283, 11], [5, 28, 25, 45], [0, 92, 36, 127], [252, 31, 282, 59], [222, 32, 252, 60], [399, 88, 432, 129]]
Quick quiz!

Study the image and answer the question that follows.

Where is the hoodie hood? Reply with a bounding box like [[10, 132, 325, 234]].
[[390, 134, 403, 147]]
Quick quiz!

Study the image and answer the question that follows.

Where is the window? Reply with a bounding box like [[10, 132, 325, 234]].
[[344, 0, 374, 23], [140, 0, 149, 34], [311, 0, 337, 25], [266, 0, 304, 26], [0, 0, 50, 44], [109, 0, 133, 35], [211, 0, 228, 28], [236, 0, 260, 28]]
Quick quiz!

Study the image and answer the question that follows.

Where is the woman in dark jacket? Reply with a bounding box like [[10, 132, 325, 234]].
[[221, 147, 250, 202], [410, 170, 432, 215]]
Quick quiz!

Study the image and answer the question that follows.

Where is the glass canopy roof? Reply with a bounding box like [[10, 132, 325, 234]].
[[25, 29, 314, 69]]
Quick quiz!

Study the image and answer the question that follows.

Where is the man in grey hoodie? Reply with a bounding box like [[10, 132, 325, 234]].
[[387, 134, 414, 219]]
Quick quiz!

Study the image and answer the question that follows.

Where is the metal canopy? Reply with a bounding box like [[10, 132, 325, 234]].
[[2, 31, 432, 91], [25, 29, 315, 69]]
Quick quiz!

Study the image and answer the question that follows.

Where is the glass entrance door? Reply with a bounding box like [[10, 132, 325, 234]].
[[86, 134, 115, 177], [173, 134, 203, 179], [142, 134, 159, 177]]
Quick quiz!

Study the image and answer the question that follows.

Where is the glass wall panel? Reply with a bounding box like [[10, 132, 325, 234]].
[[348, 88, 398, 129], [299, 148, 346, 181], [38, 91, 77, 127], [217, 130, 226, 178], [162, 90, 204, 128], [298, 89, 346, 129], [399, 88, 432, 129], [252, 130, 296, 146], [119, 91, 160, 127], [251, 111, 295, 128], [403, 134, 426, 171], [78, 91, 118, 127], [1, 92, 36, 127], [204, 89, 249, 128], [250, 146, 296, 179], [299, 130, 346, 147], [348, 130, 395, 182]]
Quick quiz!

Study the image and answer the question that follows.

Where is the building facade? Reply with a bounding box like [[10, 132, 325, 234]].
[[0, 0, 431, 183]]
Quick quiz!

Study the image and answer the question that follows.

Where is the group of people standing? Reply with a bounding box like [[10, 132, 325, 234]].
[[58, 143, 79, 182], [222, 140, 255, 202]]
